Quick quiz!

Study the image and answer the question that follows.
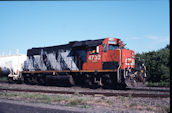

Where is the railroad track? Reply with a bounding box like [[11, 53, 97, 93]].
[[0, 81, 170, 91], [129, 87, 170, 92], [0, 87, 169, 98], [0, 81, 170, 94]]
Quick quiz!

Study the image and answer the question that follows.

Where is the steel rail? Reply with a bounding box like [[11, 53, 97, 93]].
[[0, 81, 170, 92], [129, 88, 170, 92]]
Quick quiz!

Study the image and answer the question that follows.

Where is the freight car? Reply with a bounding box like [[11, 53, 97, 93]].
[[20, 37, 146, 88], [0, 54, 27, 83]]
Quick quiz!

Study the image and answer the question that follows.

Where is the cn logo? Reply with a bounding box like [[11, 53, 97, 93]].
[[125, 58, 134, 66]]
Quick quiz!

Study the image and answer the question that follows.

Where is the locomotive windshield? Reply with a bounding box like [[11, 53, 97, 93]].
[[108, 44, 119, 50]]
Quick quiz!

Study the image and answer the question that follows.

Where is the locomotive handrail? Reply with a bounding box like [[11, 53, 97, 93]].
[[117, 49, 121, 83]]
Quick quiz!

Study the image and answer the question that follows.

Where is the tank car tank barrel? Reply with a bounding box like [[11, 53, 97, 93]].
[[0, 67, 10, 76]]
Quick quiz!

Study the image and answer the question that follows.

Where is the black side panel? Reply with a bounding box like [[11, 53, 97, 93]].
[[27, 44, 71, 56], [103, 62, 119, 70]]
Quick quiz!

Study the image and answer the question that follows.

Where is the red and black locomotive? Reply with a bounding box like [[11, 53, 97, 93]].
[[22, 37, 146, 88]]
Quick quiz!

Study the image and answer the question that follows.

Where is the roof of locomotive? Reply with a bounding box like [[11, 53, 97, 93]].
[[71, 38, 104, 47], [27, 38, 105, 56]]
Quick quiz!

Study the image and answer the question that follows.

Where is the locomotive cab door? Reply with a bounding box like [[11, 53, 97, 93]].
[[102, 43, 119, 70]]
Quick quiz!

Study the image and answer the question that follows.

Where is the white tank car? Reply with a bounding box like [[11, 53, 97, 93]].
[[0, 54, 27, 82]]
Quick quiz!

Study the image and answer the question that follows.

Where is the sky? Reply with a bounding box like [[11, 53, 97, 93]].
[[0, 0, 169, 55]]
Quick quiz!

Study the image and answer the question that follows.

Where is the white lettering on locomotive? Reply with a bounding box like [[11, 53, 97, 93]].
[[88, 54, 101, 62]]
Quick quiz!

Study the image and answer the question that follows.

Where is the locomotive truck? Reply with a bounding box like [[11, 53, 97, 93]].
[[4, 37, 146, 88]]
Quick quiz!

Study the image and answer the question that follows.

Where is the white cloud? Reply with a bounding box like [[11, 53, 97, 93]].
[[146, 35, 160, 40], [145, 35, 169, 44], [130, 37, 141, 40], [129, 35, 169, 53], [130, 35, 169, 44], [144, 35, 169, 51]]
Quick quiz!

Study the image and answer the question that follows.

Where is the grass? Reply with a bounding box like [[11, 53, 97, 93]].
[[100, 96, 105, 100], [21, 93, 51, 103], [51, 95, 69, 102], [0, 91, 87, 107], [74, 91, 82, 96], [0, 76, 8, 82], [117, 96, 125, 102], [95, 98, 103, 103], [128, 94, 133, 100], [106, 99, 113, 105], [157, 104, 170, 113], [164, 106, 170, 113], [0, 91, 169, 112], [80, 104, 88, 108], [0, 92, 69, 104], [0, 92, 19, 98], [145, 81, 170, 87], [129, 102, 137, 107], [145, 107, 153, 111], [66, 98, 84, 106]]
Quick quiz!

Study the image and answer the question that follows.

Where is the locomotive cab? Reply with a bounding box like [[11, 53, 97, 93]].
[[83, 38, 126, 70], [82, 38, 146, 88]]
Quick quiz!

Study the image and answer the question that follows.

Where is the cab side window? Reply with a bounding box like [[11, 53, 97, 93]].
[[108, 45, 114, 50], [114, 46, 119, 49], [89, 46, 98, 54], [103, 44, 107, 52]]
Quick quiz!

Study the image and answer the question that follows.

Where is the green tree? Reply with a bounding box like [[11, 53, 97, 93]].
[[136, 44, 170, 83]]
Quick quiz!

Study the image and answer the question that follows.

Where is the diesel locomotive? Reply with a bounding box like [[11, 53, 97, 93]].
[[7, 37, 146, 88]]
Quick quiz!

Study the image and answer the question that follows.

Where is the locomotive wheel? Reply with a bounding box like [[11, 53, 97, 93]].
[[102, 78, 114, 89], [85, 79, 92, 87], [8, 77, 15, 84], [15, 75, 24, 84], [25, 76, 36, 85], [81, 79, 91, 88], [30, 77, 37, 85], [37, 77, 46, 85], [90, 82, 100, 89], [81, 74, 92, 88], [69, 75, 75, 86], [23, 77, 30, 84]]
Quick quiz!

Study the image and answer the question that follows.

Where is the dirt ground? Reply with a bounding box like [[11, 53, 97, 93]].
[[0, 90, 170, 113], [0, 82, 170, 113]]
